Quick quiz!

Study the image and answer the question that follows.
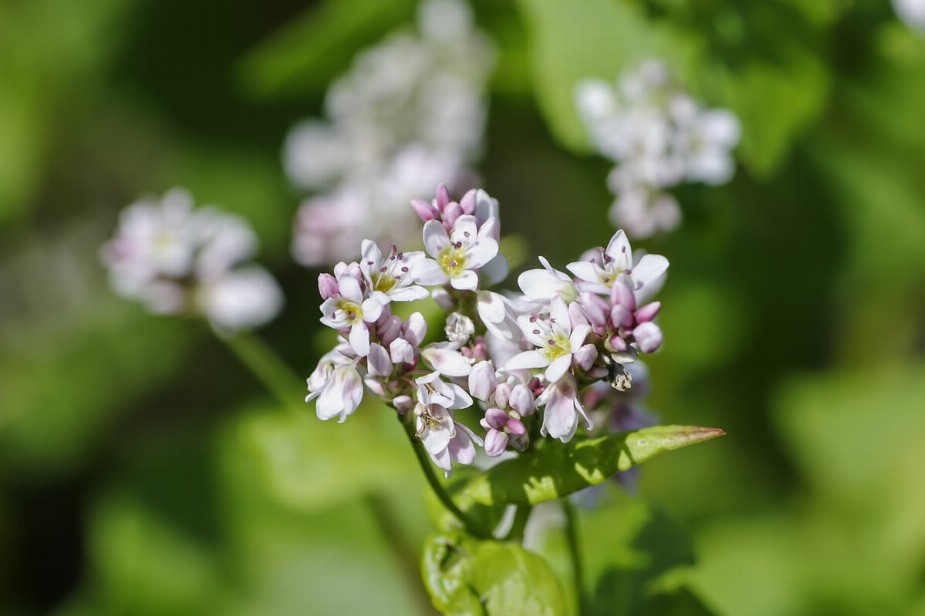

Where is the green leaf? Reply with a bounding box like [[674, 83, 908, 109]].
[[458, 426, 724, 507], [422, 532, 568, 616], [237, 0, 417, 100]]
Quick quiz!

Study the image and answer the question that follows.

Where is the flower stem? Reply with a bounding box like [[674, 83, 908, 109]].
[[221, 332, 304, 411], [563, 499, 587, 613], [399, 416, 490, 539]]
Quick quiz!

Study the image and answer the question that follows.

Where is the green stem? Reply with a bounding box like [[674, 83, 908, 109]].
[[505, 504, 533, 543], [221, 332, 304, 411], [563, 500, 587, 614], [399, 416, 490, 539], [364, 492, 437, 615]]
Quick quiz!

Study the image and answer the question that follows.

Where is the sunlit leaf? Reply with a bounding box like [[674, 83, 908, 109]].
[[457, 425, 724, 507]]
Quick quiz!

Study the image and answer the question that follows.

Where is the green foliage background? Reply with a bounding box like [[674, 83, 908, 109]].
[[1, 0, 924, 614]]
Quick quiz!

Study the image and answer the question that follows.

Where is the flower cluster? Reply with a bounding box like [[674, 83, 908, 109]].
[[575, 60, 740, 238], [306, 185, 669, 477], [100, 188, 283, 333], [286, 0, 495, 266]]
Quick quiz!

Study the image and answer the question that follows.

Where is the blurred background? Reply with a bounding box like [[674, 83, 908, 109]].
[[1, 0, 924, 614]]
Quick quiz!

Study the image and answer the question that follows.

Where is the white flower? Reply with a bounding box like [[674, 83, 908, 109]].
[[414, 402, 481, 477], [504, 297, 591, 383], [518, 256, 578, 302], [198, 266, 283, 332], [415, 371, 473, 409], [412, 215, 499, 290], [319, 265, 387, 356], [359, 240, 429, 303], [566, 230, 668, 303], [101, 188, 198, 305], [678, 109, 741, 185], [306, 351, 364, 423], [537, 377, 592, 443], [608, 186, 682, 238]]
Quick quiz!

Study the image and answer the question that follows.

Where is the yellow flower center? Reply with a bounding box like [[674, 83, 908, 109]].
[[543, 331, 571, 360], [372, 272, 396, 293], [438, 246, 467, 278], [338, 299, 362, 323]]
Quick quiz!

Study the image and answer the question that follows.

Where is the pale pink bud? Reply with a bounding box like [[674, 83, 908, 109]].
[[509, 384, 535, 416], [367, 343, 393, 377], [318, 273, 339, 300], [378, 315, 402, 346], [392, 395, 414, 412], [468, 360, 497, 401], [611, 304, 634, 329], [494, 382, 512, 409], [608, 334, 627, 352], [484, 429, 509, 457], [435, 184, 451, 212], [634, 322, 663, 353], [574, 344, 598, 371], [484, 408, 508, 430], [411, 199, 438, 222], [635, 301, 661, 323], [443, 202, 463, 227], [579, 292, 609, 328], [611, 277, 637, 312], [506, 417, 527, 436], [459, 189, 477, 215], [402, 312, 427, 347], [390, 338, 415, 365]]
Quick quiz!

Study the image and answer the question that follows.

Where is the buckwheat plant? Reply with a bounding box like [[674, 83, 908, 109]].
[[286, 0, 494, 266], [305, 184, 724, 599], [101, 188, 282, 334], [576, 60, 740, 238]]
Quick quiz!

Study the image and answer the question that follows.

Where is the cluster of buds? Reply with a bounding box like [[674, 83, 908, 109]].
[[575, 60, 740, 238], [307, 185, 670, 477], [286, 0, 495, 266], [100, 188, 283, 333]]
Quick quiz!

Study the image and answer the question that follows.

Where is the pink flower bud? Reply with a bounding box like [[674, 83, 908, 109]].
[[392, 395, 414, 412], [484, 408, 509, 430], [459, 189, 477, 215], [634, 321, 663, 353], [377, 315, 402, 346], [468, 360, 497, 401], [411, 199, 438, 222], [443, 202, 463, 227], [484, 429, 509, 457], [496, 383, 514, 408], [611, 277, 637, 312], [402, 312, 427, 347], [318, 273, 339, 300], [389, 338, 415, 365], [506, 417, 527, 436], [635, 301, 661, 323], [608, 334, 627, 352], [611, 305, 634, 329], [367, 343, 393, 377], [435, 184, 451, 212], [579, 292, 609, 328], [574, 344, 598, 371], [509, 384, 535, 416]]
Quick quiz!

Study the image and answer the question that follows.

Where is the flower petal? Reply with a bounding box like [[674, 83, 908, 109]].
[[504, 350, 550, 371], [410, 258, 448, 286], [450, 269, 479, 290], [422, 346, 472, 377], [605, 230, 633, 270], [545, 354, 572, 383], [631, 254, 669, 302], [349, 321, 370, 356], [423, 220, 450, 258]]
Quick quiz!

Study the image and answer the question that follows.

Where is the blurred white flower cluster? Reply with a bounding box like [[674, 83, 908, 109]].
[[285, 0, 495, 266], [575, 60, 740, 238], [101, 188, 283, 333], [893, 0, 925, 33], [306, 184, 669, 477]]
